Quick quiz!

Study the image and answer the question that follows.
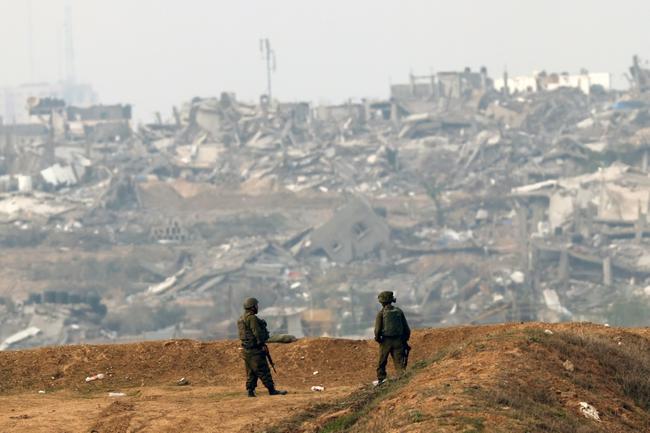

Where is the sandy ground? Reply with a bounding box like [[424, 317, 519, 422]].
[[1, 323, 648, 433], [0, 386, 354, 433]]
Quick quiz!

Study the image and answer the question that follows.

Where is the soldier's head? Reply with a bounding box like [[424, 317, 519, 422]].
[[243, 297, 259, 313], [378, 291, 396, 306]]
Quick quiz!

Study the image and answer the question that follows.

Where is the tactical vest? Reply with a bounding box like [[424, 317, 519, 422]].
[[238, 314, 269, 349], [382, 308, 404, 337]]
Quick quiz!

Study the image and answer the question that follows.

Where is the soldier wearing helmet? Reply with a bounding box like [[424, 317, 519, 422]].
[[374, 291, 411, 384], [237, 297, 287, 397]]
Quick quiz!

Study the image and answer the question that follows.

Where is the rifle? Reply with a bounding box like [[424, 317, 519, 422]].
[[263, 345, 277, 373], [401, 343, 411, 369]]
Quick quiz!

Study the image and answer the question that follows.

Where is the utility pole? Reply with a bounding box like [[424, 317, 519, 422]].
[[64, 4, 76, 84], [27, 0, 35, 82], [259, 38, 276, 101]]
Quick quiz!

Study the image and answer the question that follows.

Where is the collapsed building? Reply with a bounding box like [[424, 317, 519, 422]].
[[494, 70, 611, 94], [304, 198, 391, 264], [1, 57, 650, 350]]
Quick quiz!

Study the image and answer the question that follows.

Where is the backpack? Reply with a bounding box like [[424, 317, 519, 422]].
[[382, 308, 404, 337]]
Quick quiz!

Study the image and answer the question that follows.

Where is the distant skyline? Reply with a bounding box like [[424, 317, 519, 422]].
[[1, 0, 649, 121]]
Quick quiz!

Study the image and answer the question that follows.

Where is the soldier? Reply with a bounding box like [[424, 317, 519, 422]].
[[374, 291, 411, 384], [238, 297, 287, 397]]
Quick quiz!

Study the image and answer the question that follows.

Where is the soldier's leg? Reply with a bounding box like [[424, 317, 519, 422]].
[[244, 353, 258, 392], [386, 340, 397, 374], [250, 351, 275, 391], [391, 339, 406, 375], [376, 342, 390, 381]]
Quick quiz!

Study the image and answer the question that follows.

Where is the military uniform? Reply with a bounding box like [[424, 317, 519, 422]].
[[238, 298, 287, 397], [374, 291, 411, 382]]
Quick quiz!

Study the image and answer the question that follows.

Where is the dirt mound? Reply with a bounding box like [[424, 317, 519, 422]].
[[0, 324, 505, 395], [274, 323, 650, 433], [1, 323, 649, 433], [0, 337, 379, 394]]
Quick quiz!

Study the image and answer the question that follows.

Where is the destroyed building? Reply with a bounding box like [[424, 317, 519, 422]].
[[494, 70, 611, 94], [0, 81, 96, 124], [305, 198, 391, 263], [2, 55, 650, 351], [630, 55, 650, 93], [66, 104, 132, 142], [391, 67, 492, 102]]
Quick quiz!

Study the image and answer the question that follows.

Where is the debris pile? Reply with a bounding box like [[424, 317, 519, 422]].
[[1, 57, 650, 348]]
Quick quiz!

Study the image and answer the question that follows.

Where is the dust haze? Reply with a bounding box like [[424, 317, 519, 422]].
[[1, 0, 650, 352]]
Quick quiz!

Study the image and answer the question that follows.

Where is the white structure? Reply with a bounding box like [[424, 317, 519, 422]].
[[17, 175, 33, 193], [0, 81, 96, 124], [494, 71, 611, 95]]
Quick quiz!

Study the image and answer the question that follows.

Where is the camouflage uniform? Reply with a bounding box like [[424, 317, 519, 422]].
[[238, 310, 275, 392], [374, 291, 411, 382], [238, 298, 286, 396]]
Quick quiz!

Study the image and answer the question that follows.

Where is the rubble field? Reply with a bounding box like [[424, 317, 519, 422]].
[[2, 58, 650, 349], [0, 323, 648, 432]]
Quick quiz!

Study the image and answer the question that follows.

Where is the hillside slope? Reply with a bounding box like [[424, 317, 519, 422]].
[[0, 323, 648, 432]]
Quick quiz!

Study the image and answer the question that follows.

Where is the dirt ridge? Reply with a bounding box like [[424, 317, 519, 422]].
[[0, 323, 649, 433]]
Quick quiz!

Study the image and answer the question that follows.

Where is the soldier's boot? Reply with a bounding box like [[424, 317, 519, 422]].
[[247, 389, 256, 398], [268, 388, 287, 396]]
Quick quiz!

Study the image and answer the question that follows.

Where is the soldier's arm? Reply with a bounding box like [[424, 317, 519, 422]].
[[402, 311, 411, 341], [374, 311, 383, 342], [247, 315, 264, 346]]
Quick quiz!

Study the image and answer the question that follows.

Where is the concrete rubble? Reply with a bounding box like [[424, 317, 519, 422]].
[[1, 56, 650, 349]]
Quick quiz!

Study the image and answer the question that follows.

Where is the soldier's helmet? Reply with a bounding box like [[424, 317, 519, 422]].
[[243, 297, 259, 309], [378, 291, 396, 303]]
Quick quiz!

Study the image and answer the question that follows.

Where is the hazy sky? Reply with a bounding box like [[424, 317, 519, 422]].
[[1, 0, 649, 121]]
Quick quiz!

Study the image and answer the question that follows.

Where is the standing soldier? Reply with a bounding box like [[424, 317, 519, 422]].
[[374, 291, 411, 384], [238, 297, 287, 397]]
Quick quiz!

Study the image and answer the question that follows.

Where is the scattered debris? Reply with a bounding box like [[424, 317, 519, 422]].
[[510, 271, 525, 285], [562, 360, 575, 372], [579, 401, 601, 422], [85, 373, 105, 383]]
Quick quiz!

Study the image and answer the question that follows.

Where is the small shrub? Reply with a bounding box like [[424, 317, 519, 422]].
[[409, 409, 424, 423]]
